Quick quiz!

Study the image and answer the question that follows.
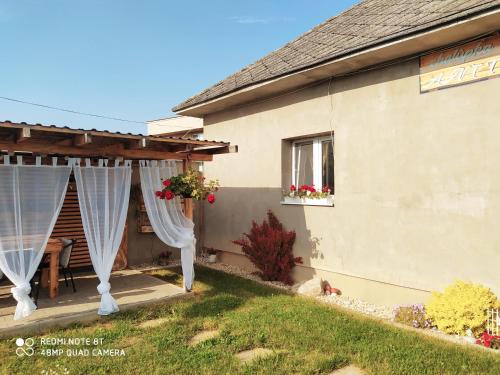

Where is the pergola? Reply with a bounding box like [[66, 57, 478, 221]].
[[0, 120, 235, 320], [0, 120, 236, 162]]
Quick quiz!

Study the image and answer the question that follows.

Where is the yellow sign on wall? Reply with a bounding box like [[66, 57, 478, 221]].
[[420, 35, 500, 92]]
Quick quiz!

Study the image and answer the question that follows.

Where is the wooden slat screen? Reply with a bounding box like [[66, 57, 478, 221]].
[[51, 182, 92, 268]]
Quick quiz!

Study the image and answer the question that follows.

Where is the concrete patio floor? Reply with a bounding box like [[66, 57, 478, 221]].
[[0, 269, 186, 338]]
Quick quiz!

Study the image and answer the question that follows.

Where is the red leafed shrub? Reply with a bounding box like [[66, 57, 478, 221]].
[[232, 210, 302, 285]]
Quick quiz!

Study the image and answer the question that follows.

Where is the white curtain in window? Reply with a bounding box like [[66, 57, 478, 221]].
[[73, 159, 131, 315], [139, 160, 195, 291], [0, 156, 71, 320]]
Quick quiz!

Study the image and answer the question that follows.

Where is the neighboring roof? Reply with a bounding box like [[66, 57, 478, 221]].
[[146, 115, 181, 123], [151, 128, 204, 138], [174, 0, 500, 112], [147, 115, 203, 136], [0, 120, 234, 161]]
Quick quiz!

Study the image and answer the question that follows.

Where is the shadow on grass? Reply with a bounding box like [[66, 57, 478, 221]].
[[147, 265, 286, 322], [183, 294, 244, 318], [149, 265, 282, 298]]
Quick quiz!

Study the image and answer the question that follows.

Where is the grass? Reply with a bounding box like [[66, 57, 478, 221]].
[[0, 265, 499, 375]]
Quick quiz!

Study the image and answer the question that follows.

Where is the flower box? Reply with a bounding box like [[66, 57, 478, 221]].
[[281, 195, 334, 206]]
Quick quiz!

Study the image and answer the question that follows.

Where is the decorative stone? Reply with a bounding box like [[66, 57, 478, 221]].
[[294, 277, 322, 296], [139, 318, 168, 328], [329, 365, 366, 374], [189, 330, 220, 346], [235, 348, 274, 364]]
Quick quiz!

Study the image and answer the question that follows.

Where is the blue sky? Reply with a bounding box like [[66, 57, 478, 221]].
[[0, 1, 357, 134]]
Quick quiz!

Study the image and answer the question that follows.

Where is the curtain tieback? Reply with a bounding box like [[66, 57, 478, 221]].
[[11, 283, 31, 302], [97, 282, 111, 295]]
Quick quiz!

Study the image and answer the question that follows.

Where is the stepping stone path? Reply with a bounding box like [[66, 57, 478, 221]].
[[189, 330, 220, 346], [329, 365, 366, 375], [139, 317, 169, 328], [235, 348, 274, 364]]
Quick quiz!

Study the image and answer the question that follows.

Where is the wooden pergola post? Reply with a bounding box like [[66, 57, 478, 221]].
[[182, 156, 194, 221]]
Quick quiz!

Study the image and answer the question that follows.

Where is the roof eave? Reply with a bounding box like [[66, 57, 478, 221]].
[[174, 8, 500, 117]]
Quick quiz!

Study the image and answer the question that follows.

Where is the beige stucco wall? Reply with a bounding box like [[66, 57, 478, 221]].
[[201, 58, 500, 305]]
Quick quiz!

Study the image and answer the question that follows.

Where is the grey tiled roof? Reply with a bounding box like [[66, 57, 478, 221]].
[[173, 0, 500, 112]]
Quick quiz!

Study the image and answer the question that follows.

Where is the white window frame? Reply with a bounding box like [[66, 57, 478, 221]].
[[291, 136, 333, 192]]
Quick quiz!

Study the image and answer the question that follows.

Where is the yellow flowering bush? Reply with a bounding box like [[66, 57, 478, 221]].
[[425, 280, 498, 335]]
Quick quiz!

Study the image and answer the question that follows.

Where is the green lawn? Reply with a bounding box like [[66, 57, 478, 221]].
[[1, 266, 499, 375]]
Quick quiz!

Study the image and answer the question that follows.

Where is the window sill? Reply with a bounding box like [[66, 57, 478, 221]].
[[280, 196, 334, 207]]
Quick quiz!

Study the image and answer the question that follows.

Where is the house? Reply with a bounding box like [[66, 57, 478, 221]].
[[147, 115, 203, 139], [173, 0, 500, 305]]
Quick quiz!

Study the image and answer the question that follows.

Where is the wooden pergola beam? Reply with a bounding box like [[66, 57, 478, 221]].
[[204, 145, 238, 155], [16, 128, 31, 143], [0, 141, 213, 161], [127, 137, 148, 150], [184, 145, 239, 155], [0, 121, 236, 161], [74, 133, 92, 147], [0, 122, 228, 147]]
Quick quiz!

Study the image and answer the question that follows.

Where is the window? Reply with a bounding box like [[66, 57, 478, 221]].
[[292, 136, 334, 193]]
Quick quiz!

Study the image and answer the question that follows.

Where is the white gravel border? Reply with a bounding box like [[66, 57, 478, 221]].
[[196, 257, 393, 319]]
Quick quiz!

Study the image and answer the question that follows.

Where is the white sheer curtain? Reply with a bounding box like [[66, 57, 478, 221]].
[[0, 156, 71, 320], [73, 159, 131, 315], [139, 160, 196, 291]]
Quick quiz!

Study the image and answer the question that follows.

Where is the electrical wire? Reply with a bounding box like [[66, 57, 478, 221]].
[[0, 95, 199, 130], [0, 96, 146, 124]]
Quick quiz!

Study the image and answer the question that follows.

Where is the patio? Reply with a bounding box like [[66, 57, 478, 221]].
[[0, 269, 186, 338]]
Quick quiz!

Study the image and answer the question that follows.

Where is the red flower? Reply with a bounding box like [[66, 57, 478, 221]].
[[476, 331, 500, 348], [290, 184, 296, 192], [159, 191, 166, 200], [207, 193, 216, 204], [155, 191, 162, 197], [322, 186, 330, 193], [162, 179, 171, 187], [165, 190, 175, 200]]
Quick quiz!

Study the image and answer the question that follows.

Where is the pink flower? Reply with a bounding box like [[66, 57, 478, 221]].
[[207, 193, 216, 204]]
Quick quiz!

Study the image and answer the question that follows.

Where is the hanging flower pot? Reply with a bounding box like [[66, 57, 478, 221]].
[[155, 169, 220, 204]]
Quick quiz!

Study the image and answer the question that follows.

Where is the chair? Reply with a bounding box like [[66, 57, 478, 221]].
[[59, 238, 76, 293], [34, 238, 76, 304]]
